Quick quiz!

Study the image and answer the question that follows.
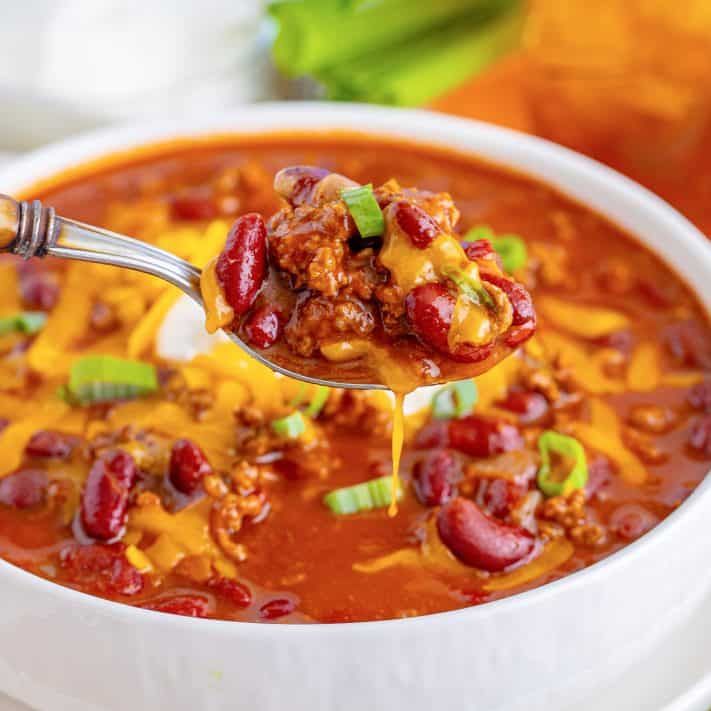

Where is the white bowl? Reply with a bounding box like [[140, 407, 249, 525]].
[[0, 103, 710, 711]]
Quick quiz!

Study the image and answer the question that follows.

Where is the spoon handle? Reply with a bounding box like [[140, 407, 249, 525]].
[[0, 194, 203, 299]]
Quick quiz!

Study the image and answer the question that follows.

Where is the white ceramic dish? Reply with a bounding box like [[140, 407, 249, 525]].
[[0, 103, 710, 711]]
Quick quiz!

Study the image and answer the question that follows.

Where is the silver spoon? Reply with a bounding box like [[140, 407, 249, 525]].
[[0, 194, 385, 391]]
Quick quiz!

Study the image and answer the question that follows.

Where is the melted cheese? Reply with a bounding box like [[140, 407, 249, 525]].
[[388, 393, 405, 517], [200, 258, 234, 334]]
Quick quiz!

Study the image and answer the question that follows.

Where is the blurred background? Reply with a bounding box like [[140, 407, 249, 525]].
[[1, 0, 710, 235]]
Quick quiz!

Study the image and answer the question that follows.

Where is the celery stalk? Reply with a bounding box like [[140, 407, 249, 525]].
[[269, 0, 517, 77], [319, 2, 524, 106]]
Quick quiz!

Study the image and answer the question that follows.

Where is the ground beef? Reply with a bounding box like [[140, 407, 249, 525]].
[[284, 293, 376, 357]]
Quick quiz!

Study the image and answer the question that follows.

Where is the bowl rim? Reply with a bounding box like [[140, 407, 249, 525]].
[[1, 100, 709, 634]]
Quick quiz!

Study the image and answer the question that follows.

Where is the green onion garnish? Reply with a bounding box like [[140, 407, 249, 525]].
[[432, 380, 478, 420], [444, 267, 494, 308], [323, 475, 402, 515], [537, 430, 588, 497], [61, 355, 158, 405], [341, 184, 384, 238], [0, 311, 46, 337], [289, 383, 307, 408], [304, 386, 329, 418], [491, 235, 527, 274], [271, 411, 307, 439]]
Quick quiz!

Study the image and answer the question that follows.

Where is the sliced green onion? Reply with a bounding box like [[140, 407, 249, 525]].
[[432, 380, 478, 420], [462, 225, 495, 243], [289, 383, 307, 408], [271, 411, 307, 439], [0, 311, 47, 336], [444, 267, 494, 308], [537, 430, 588, 497], [323, 475, 402, 515], [304, 386, 329, 418], [491, 235, 527, 274], [62, 355, 158, 405], [341, 184, 384, 238]]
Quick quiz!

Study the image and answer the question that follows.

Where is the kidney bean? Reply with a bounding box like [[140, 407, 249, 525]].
[[393, 201, 441, 248], [60, 542, 144, 596], [688, 380, 711, 413], [585, 456, 613, 500], [437, 497, 534, 572], [688, 415, 711, 457], [413, 420, 450, 450], [208, 577, 252, 608], [462, 238, 502, 270], [0, 469, 47, 509], [216, 213, 268, 316], [481, 272, 536, 347], [169, 439, 212, 495], [609, 503, 658, 541], [142, 594, 211, 618], [449, 415, 523, 458], [244, 304, 281, 348], [259, 597, 296, 620], [170, 189, 218, 221], [413, 450, 461, 507], [81, 450, 137, 541], [474, 478, 524, 519], [25, 430, 74, 459], [663, 320, 711, 369], [273, 166, 330, 206], [497, 391, 549, 425], [405, 283, 493, 362], [17, 262, 59, 310]]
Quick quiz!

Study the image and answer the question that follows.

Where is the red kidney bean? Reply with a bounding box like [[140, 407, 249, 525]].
[[393, 201, 441, 248], [449, 415, 523, 458], [688, 415, 711, 457], [81, 450, 137, 541], [406, 283, 453, 351], [437, 497, 534, 572], [244, 304, 281, 348], [273, 166, 330, 206], [609, 503, 658, 541], [0, 469, 48, 509], [474, 478, 524, 519], [585, 456, 613, 500], [216, 213, 268, 316], [0, 418, 8, 433], [497, 391, 549, 425], [413, 420, 450, 450], [594, 329, 634, 354], [462, 238, 502, 270], [259, 597, 296, 620], [481, 272, 536, 347], [170, 189, 218, 221], [169, 439, 212, 495], [688, 380, 711, 413], [17, 262, 59, 310], [663, 320, 711, 369], [405, 283, 497, 363], [25, 430, 74, 459], [413, 449, 461, 507], [208, 577, 252, 608], [59, 542, 144, 596], [141, 594, 211, 618]]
